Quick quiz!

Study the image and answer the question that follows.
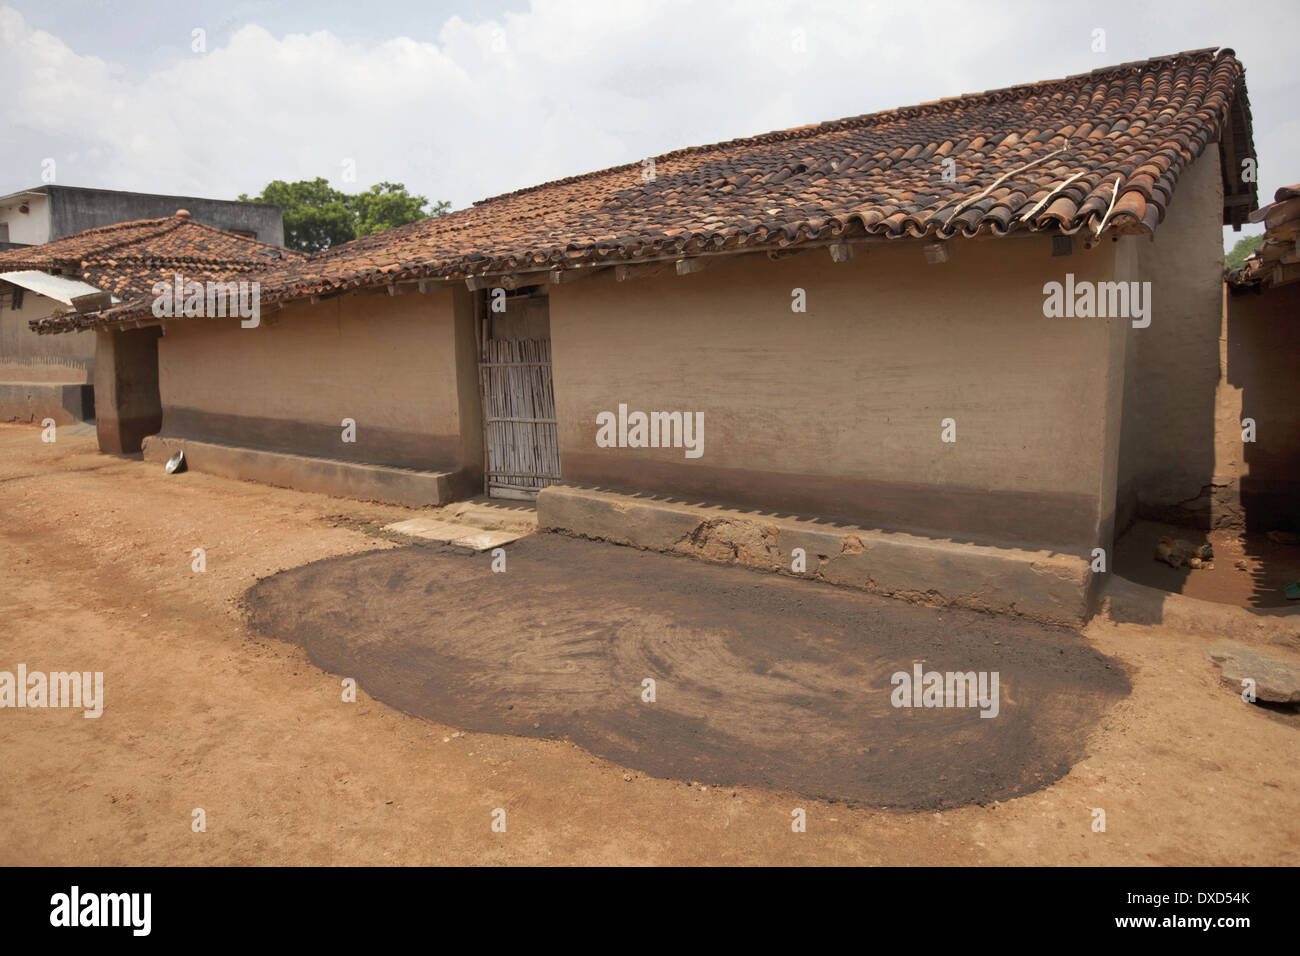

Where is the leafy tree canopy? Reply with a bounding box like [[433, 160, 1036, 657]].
[[1225, 234, 1265, 270], [238, 178, 450, 253], [352, 182, 450, 239]]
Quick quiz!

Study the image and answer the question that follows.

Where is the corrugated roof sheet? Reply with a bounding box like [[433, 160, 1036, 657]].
[[0, 270, 116, 306]]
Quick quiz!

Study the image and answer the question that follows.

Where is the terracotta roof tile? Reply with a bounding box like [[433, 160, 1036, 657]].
[[35, 47, 1255, 333], [1229, 183, 1300, 290], [5, 214, 301, 333]]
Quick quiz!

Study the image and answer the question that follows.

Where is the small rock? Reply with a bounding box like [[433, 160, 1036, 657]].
[[622, 773, 632, 782], [1155, 537, 1213, 569], [1204, 643, 1300, 704], [1235, 560, 1248, 571]]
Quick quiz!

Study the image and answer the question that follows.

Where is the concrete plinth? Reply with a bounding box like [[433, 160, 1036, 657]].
[[142, 435, 474, 508], [537, 482, 1094, 626]]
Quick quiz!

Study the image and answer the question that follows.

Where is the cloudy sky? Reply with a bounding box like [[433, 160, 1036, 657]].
[[2, 0, 1294, 249]]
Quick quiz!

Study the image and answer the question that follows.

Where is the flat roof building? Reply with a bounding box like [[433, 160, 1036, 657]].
[[0, 184, 283, 249]]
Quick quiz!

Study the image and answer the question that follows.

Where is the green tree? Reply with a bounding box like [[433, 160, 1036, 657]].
[[1225, 234, 1265, 270], [351, 182, 450, 238], [239, 178, 450, 252], [239, 178, 354, 253]]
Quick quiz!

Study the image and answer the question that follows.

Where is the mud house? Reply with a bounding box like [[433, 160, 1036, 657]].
[[5, 213, 301, 446], [31, 48, 1259, 625], [1221, 183, 1300, 533], [0, 186, 283, 424]]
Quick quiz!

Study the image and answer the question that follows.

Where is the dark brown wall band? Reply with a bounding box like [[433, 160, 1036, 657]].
[[561, 451, 1099, 552], [160, 406, 462, 472]]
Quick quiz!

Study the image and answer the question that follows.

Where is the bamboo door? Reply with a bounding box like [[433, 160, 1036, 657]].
[[477, 291, 561, 499]]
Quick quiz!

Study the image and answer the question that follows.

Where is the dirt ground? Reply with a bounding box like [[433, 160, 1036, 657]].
[[1117, 519, 1300, 609], [2, 422, 1298, 865]]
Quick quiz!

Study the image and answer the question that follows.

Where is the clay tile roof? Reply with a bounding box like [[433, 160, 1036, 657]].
[[36, 47, 1255, 332], [7, 214, 302, 333], [1228, 183, 1300, 291]]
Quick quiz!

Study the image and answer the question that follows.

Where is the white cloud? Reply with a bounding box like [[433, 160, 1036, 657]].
[[0, 0, 1295, 253]]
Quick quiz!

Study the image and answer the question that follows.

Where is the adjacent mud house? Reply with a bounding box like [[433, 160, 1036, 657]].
[[4, 213, 301, 444], [30, 48, 1261, 624], [0, 186, 284, 424], [1221, 184, 1300, 532]]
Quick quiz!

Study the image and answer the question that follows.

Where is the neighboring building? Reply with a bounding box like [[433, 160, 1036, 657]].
[[1230, 184, 1300, 290], [33, 48, 1263, 625], [0, 185, 283, 248], [1, 212, 300, 434], [1219, 184, 1300, 533], [0, 186, 284, 424]]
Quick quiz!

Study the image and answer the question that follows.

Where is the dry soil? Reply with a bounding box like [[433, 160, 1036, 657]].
[[1, 423, 1297, 865]]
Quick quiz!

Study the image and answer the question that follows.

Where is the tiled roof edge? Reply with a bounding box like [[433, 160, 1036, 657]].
[[474, 47, 1237, 208]]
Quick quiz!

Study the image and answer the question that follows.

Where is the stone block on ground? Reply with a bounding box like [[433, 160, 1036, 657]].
[[1204, 642, 1300, 704]]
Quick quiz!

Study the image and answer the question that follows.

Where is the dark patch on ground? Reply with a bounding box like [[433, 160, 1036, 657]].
[[243, 533, 1130, 811]]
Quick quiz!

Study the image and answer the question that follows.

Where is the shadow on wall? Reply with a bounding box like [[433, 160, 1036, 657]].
[[1111, 151, 1247, 617], [1229, 280, 1300, 607], [1228, 282, 1300, 534], [95, 326, 162, 454], [1113, 280, 1300, 613]]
